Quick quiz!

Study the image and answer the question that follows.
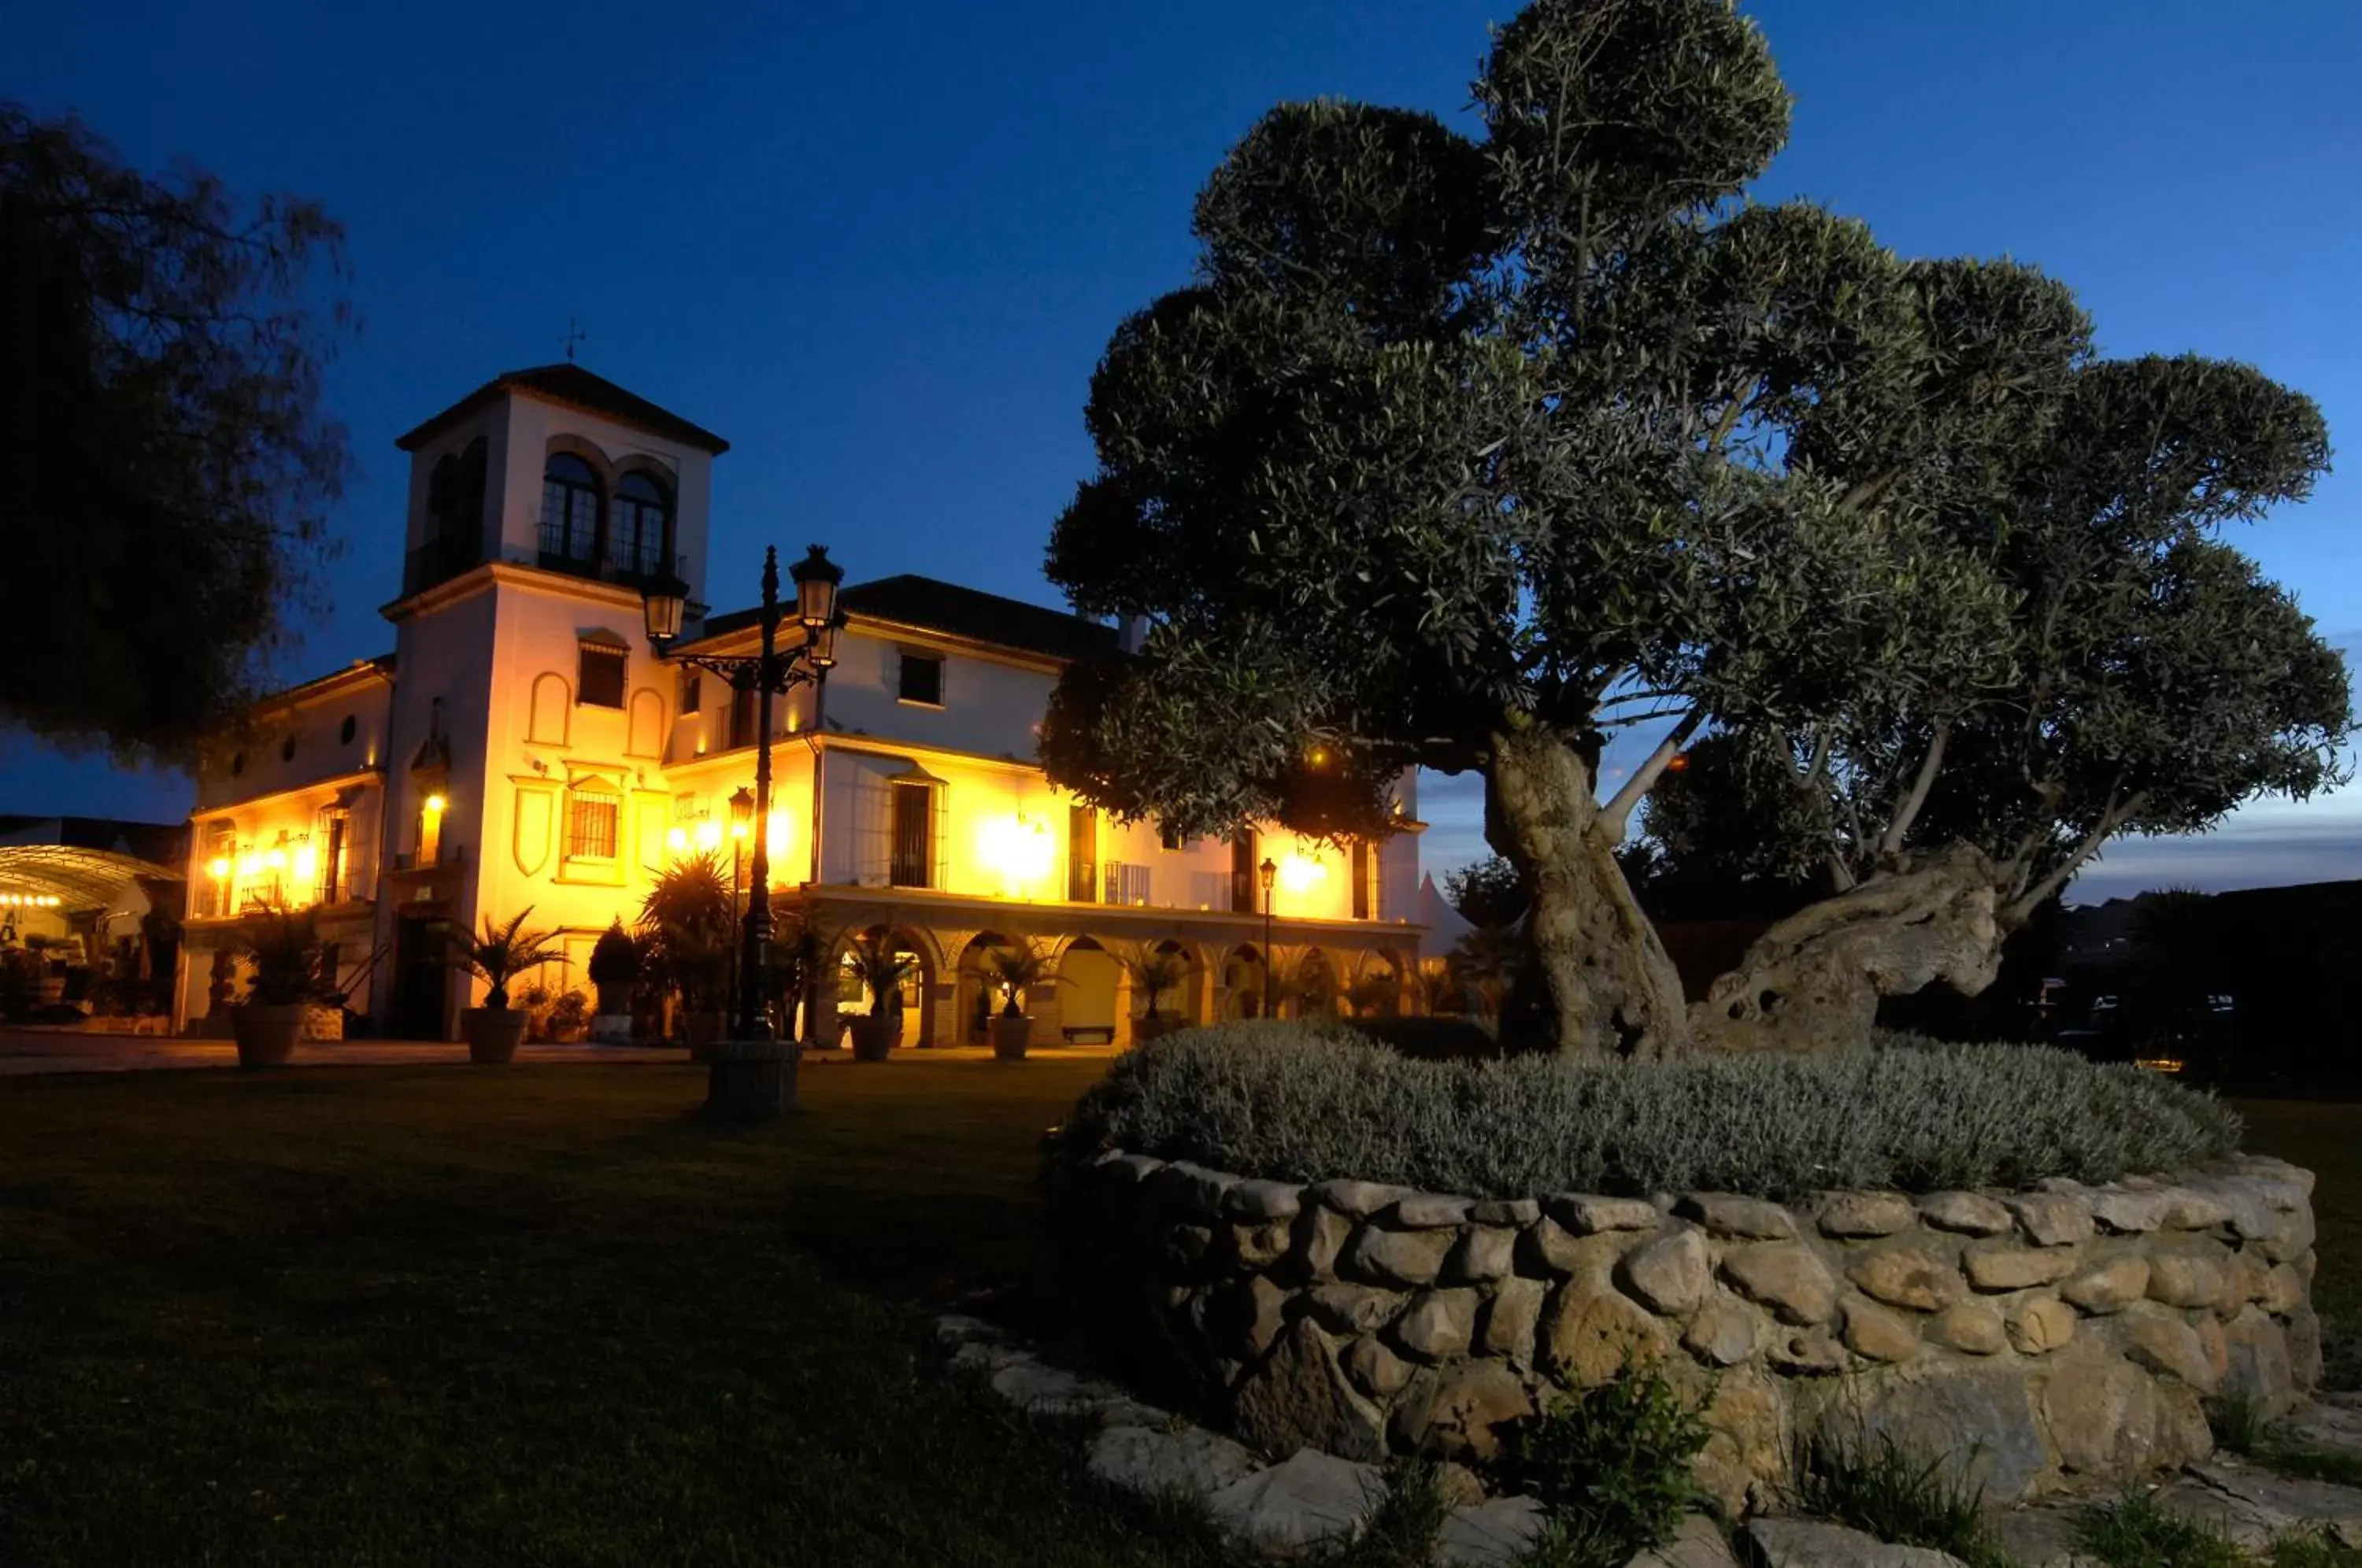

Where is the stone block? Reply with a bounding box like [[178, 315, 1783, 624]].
[[1435, 1496, 1548, 1567], [2043, 1352, 2211, 1477], [1623, 1226, 1714, 1315], [2005, 1296, 2076, 1355], [1392, 1288, 1479, 1363], [1232, 1318, 1388, 1463], [1745, 1518, 1971, 1566], [1684, 1296, 1763, 1367], [1520, 1217, 1628, 1281], [2118, 1304, 2219, 1392], [1224, 1179, 1305, 1222], [1342, 1333, 1414, 1400], [1234, 1220, 1294, 1270], [1694, 1364, 1788, 1516], [1721, 1241, 1838, 1326], [1542, 1281, 1675, 1388], [1163, 1160, 1239, 1219], [2060, 1256, 2151, 1315], [1163, 1221, 1216, 1270], [1853, 1362, 2051, 1502], [1205, 1447, 1386, 1559], [1298, 1206, 1355, 1282], [1211, 1273, 1292, 1359], [1848, 1246, 1968, 1311], [1842, 1295, 1922, 1363], [2005, 1193, 2095, 1247], [1088, 1422, 1261, 1501], [1964, 1245, 2079, 1292], [1679, 1193, 1798, 1240], [1764, 1329, 1849, 1376], [2089, 1187, 2171, 1233], [1445, 1226, 1518, 1285], [1918, 1191, 2013, 1236], [1471, 1197, 1541, 1226], [2264, 1206, 2319, 1265], [1549, 1193, 1663, 1233], [1479, 1277, 1546, 1362], [1818, 1192, 1918, 1238], [2158, 1187, 2236, 1230], [1385, 1193, 1475, 1229], [1405, 1359, 1535, 1463], [1305, 1283, 1405, 1336], [2222, 1304, 2297, 1416], [1309, 1178, 1414, 1217], [1342, 1223, 1453, 1289], [2148, 1248, 2231, 1311], [1098, 1152, 1164, 1185], [1626, 1514, 1742, 1568], [1926, 1300, 2007, 1356]]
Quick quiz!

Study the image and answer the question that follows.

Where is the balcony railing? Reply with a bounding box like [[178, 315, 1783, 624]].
[[535, 516, 685, 589], [403, 533, 482, 597]]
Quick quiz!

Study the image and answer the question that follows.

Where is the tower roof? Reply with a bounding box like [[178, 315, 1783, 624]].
[[396, 364, 730, 454], [697, 575, 1119, 663]]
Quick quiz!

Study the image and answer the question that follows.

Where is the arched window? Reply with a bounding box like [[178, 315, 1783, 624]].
[[611, 470, 672, 578], [542, 453, 600, 564], [426, 457, 459, 540]]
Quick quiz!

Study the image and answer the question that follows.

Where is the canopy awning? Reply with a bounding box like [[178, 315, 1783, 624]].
[[0, 845, 183, 912]]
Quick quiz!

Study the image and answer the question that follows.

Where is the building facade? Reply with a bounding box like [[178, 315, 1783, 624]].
[[176, 367, 1426, 1046]]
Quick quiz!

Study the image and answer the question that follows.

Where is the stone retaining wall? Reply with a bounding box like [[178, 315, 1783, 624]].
[[1066, 1151, 2321, 1510]]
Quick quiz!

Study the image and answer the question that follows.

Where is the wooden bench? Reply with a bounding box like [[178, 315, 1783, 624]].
[[1061, 1024, 1117, 1046]]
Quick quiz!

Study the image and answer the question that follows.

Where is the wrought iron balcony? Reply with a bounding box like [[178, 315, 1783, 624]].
[[535, 516, 685, 589]]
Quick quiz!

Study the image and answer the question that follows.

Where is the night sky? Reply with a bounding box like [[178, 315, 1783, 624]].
[[5, 0, 2357, 901]]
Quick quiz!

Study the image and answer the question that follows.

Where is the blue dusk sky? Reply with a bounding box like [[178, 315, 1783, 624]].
[[3, 0, 2356, 904]]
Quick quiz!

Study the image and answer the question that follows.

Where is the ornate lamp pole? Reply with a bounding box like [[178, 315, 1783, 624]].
[[642, 545, 843, 1105], [726, 784, 753, 1019], [1259, 856, 1278, 1019]]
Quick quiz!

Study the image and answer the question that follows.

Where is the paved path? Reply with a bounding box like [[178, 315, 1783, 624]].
[[0, 1030, 1120, 1077]]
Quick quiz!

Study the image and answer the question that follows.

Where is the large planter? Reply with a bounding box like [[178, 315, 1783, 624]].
[[589, 1012, 634, 1045], [850, 1015, 898, 1062], [230, 1003, 304, 1068], [991, 1014, 1033, 1061], [1057, 1150, 2323, 1513], [463, 1007, 528, 1064], [683, 1009, 728, 1059], [706, 1037, 798, 1120], [1133, 1014, 1186, 1045]]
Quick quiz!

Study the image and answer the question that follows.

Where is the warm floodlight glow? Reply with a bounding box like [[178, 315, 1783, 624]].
[[765, 808, 790, 863], [238, 854, 262, 877], [207, 857, 231, 879], [694, 818, 723, 852], [978, 813, 1054, 887], [265, 847, 287, 871], [1279, 852, 1327, 895], [424, 793, 448, 815], [667, 825, 689, 853], [291, 842, 318, 888]]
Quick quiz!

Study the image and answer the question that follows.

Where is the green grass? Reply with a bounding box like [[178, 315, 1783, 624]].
[[1788, 1427, 2015, 1568], [2076, 1493, 2245, 1568], [0, 1057, 1248, 1567]]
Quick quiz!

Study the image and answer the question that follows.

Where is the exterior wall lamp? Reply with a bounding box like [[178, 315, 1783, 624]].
[[1259, 855, 1278, 1019]]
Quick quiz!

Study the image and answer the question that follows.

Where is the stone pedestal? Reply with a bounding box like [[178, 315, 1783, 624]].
[[705, 1038, 797, 1119]]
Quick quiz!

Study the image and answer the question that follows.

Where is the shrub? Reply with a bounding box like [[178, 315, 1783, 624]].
[[1059, 1022, 2242, 1199], [1789, 1426, 2012, 1568], [1488, 1366, 1707, 1567], [1344, 1015, 1502, 1061]]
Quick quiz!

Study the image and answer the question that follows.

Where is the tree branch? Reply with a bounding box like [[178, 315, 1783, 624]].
[[1601, 708, 1702, 839], [1878, 721, 1950, 858], [2005, 786, 2151, 923]]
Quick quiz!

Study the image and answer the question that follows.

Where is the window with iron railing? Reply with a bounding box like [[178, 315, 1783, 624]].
[[890, 782, 935, 889], [1104, 862, 1151, 906], [568, 793, 620, 860]]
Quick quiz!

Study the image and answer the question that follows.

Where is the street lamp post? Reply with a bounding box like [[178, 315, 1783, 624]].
[[642, 545, 843, 1115], [1259, 856, 1278, 1019], [727, 784, 753, 1023]]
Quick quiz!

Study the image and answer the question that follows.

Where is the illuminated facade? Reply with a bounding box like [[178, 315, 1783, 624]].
[[177, 367, 1426, 1045]]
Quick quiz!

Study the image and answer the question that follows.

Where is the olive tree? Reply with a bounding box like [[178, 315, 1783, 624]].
[[1042, 0, 2040, 1055], [0, 104, 350, 761], [1685, 353, 2347, 1050]]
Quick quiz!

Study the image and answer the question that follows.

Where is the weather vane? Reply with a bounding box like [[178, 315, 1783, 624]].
[[561, 318, 587, 362]]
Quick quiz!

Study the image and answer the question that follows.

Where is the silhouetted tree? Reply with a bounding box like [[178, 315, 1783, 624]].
[[1443, 856, 1531, 929], [0, 103, 350, 760]]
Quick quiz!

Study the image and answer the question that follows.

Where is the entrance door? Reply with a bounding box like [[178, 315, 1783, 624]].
[[390, 913, 449, 1040], [1231, 830, 1258, 913], [1068, 804, 1098, 904]]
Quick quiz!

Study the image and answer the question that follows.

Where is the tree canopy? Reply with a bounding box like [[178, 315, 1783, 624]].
[[1040, 0, 2347, 1056], [0, 104, 350, 761]]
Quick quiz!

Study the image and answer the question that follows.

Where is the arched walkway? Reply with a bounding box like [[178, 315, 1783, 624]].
[[1056, 936, 1120, 1044], [833, 923, 937, 1049]]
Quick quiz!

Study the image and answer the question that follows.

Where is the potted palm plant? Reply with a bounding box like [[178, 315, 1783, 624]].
[[232, 904, 328, 1068], [444, 907, 563, 1063], [842, 928, 919, 1061], [639, 853, 734, 1052], [987, 938, 1056, 1060], [1116, 941, 1190, 1043], [587, 919, 639, 1042]]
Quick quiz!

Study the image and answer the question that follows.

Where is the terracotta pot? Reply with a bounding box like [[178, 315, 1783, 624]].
[[1134, 1014, 1186, 1045], [231, 1003, 304, 1069], [463, 1007, 528, 1064], [705, 1037, 798, 1120], [849, 1015, 897, 1061], [991, 1014, 1032, 1061]]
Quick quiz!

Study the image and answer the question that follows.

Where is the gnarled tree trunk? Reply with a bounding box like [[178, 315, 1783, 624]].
[[1487, 727, 1692, 1058], [1690, 842, 2004, 1054]]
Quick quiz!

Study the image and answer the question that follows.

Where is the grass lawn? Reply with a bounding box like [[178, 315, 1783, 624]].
[[0, 1056, 1238, 1568]]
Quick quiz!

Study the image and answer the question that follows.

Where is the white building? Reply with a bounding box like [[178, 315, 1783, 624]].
[[176, 367, 1426, 1046]]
